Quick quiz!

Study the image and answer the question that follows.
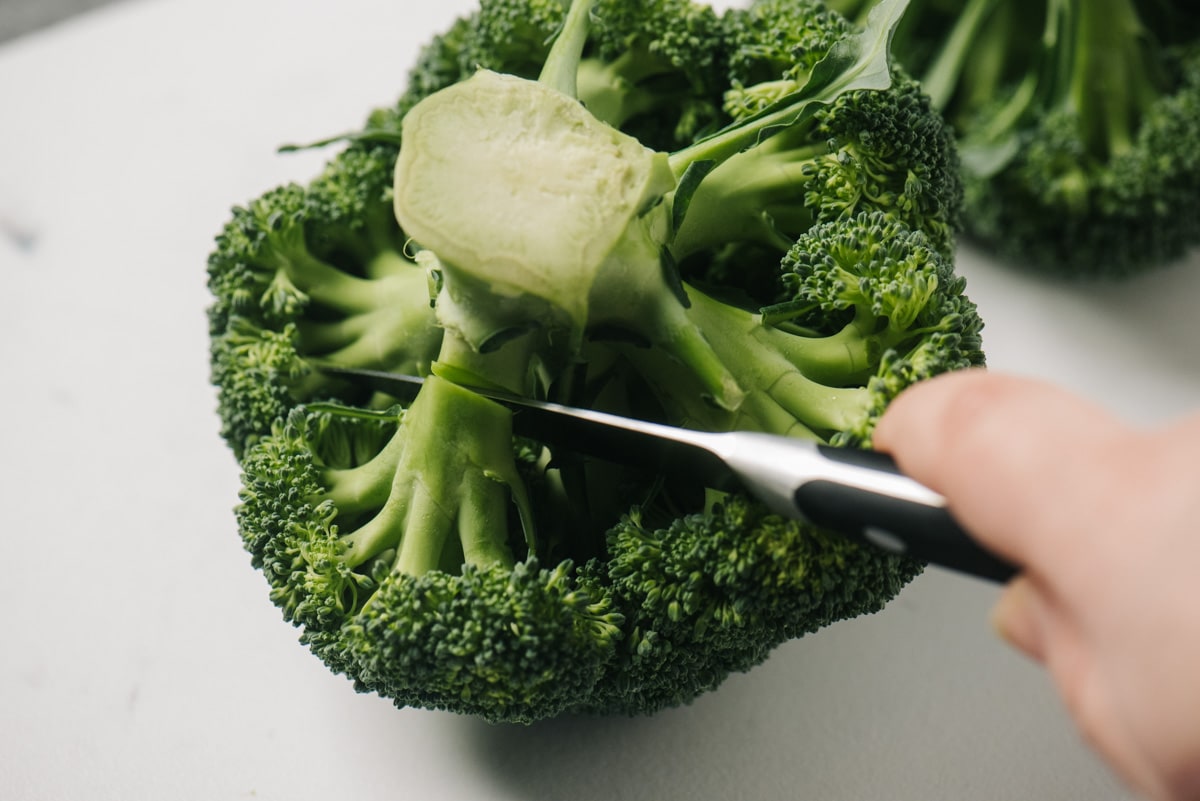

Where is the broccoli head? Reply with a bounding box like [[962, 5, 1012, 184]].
[[210, 0, 983, 724]]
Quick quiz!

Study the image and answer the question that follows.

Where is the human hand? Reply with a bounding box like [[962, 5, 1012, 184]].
[[874, 369, 1200, 801]]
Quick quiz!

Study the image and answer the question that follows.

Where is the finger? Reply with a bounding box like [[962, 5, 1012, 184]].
[[873, 370, 1126, 568], [991, 574, 1048, 662], [990, 577, 1168, 800], [989, 582, 1160, 798], [1060, 673, 1169, 801]]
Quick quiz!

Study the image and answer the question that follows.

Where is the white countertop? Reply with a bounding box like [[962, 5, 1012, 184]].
[[3, 1, 1197, 798]]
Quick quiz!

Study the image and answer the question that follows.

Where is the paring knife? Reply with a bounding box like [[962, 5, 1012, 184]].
[[320, 365, 1018, 584]]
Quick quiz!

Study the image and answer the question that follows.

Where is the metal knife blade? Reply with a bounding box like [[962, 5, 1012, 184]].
[[318, 365, 1017, 583]]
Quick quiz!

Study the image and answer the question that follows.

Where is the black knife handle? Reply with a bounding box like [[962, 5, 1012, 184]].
[[793, 447, 1018, 583]]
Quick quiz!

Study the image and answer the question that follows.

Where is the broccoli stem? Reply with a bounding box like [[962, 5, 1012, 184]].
[[584, 213, 745, 410], [668, 93, 828, 179], [672, 134, 829, 255], [321, 375, 531, 577], [264, 227, 388, 315], [918, 0, 1004, 111], [432, 324, 541, 396], [686, 284, 917, 390], [319, 200, 410, 278], [1068, 0, 1162, 158], [538, 0, 594, 97], [575, 49, 676, 129], [767, 307, 888, 385], [294, 263, 440, 371], [940, 0, 1165, 175], [320, 429, 402, 521], [621, 287, 875, 438]]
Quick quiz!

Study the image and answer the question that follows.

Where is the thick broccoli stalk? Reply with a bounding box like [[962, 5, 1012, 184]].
[[319, 374, 533, 575], [396, 68, 749, 410], [208, 144, 443, 457], [830, 0, 1200, 276]]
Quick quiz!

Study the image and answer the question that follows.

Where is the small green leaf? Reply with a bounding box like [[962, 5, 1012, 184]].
[[671, 159, 716, 234], [658, 247, 691, 309]]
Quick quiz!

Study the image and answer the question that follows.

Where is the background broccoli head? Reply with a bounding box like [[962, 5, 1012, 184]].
[[209, 0, 983, 724], [828, 0, 1200, 278]]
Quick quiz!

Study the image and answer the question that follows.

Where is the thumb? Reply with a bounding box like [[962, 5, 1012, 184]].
[[873, 369, 1127, 571]]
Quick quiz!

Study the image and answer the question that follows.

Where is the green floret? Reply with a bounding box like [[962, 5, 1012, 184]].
[[830, 0, 1200, 277], [207, 142, 443, 457], [237, 378, 624, 723], [579, 0, 729, 147], [721, 0, 854, 116], [478, 0, 731, 147], [588, 494, 921, 715], [622, 211, 983, 445], [463, 0, 569, 81], [675, 70, 962, 264], [675, 0, 961, 267], [402, 15, 477, 112], [344, 0, 726, 153], [345, 560, 622, 723], [392, 0, 731, 151], [214, 0, 979, 725], [235, 401, 397, 633]]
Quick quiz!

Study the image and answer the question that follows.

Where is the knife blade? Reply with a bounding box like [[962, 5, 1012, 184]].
[[319, 365, 1017, 583]]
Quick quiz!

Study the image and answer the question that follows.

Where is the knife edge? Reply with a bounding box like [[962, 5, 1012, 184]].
[[315, 364, 739, 488]]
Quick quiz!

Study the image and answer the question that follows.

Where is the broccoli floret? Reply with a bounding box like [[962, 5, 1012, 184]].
[[207, 142, 443, 457], [236, 378, 625, 723], [212, 0, 981, 724], [468, 0, 732, 148], [590, 494, 920, 715], [725, 0, 853, 93], [830, 0, 1200, 277], [675, 64, 962, 265], [381, 0, 730, 152], [664, 0, 961, 303], [463, 0, 568, 81], [580, 0, 729, 147], [623, 211, 982, 445]]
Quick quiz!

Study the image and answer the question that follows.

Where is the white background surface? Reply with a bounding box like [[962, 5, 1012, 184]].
[[3, 1, 1198, 798]]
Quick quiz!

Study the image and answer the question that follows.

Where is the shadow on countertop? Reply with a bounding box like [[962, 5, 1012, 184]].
[[0, 0, 129, 44]]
